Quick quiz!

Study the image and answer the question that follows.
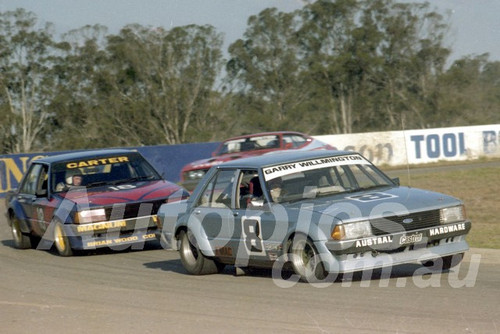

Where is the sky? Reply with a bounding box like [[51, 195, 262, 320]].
[[1, 0, 500, 65]]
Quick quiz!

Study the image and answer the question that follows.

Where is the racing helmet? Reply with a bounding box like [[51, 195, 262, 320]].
[[65, 169, 79, 185]]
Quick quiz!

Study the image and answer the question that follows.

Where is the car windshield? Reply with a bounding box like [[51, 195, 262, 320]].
[[216, 135, 280, 155], [51, 153, 161, 192], [263, 154, 394, 203]]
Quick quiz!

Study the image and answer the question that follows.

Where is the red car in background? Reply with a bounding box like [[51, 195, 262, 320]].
[[180, 131, 334, 191]]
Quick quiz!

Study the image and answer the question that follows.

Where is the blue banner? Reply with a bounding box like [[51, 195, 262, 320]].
[[0, 142, 220, 198]]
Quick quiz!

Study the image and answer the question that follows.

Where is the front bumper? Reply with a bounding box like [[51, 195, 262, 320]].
[[319, 221, 471, 274], [64, 215, 159, 250]]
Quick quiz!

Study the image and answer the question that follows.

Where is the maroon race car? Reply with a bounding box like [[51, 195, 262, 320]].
[[180, 131, 334, 191], [5, 149, 188, 256]]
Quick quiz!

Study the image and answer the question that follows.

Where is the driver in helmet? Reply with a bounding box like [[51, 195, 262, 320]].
[[55, 170, 84, 192]]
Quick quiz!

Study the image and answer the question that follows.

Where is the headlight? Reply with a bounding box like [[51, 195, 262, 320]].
[[440, 205, 465, 224], [75, 208, 106, 224], [186, 170, 206, 180], [331, 220, 372, 240]]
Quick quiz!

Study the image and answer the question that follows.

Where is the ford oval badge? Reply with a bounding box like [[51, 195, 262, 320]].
[[402, 218, 414, 224]]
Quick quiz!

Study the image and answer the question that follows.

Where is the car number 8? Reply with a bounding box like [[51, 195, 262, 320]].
[[242, 217, 265, 255]]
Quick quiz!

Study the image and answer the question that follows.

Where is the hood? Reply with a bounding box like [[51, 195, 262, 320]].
[[57, 180, 186, 207], [284, 186, 462, 222]]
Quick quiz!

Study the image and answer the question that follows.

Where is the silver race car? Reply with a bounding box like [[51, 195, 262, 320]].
[[159, 150, 470, 282]]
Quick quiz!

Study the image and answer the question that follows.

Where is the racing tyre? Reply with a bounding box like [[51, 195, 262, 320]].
[[178, 230, 223, 275], [53, 222, 73, 257], [289, 235, 326, 283], [10, 214, 31, 249]]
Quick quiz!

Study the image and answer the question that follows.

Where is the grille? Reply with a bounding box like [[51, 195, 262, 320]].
[[104, 201, 164, 220], [370, 210, 441, 236]]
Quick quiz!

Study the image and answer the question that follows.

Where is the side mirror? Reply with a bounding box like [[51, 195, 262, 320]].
[[250, 198, 264, 207], [392, 177, 400, 186], [249, 198, 270, 210]]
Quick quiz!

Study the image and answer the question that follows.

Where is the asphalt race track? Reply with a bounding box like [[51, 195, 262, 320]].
[[1, 214, 499, 333]]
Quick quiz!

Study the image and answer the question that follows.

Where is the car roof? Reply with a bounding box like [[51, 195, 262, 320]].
[[222, 131, 309, 142], [34, 149, 138, 164], [216, 149, 356, 169]]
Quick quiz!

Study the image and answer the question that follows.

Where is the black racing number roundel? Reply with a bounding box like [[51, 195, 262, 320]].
[[347, 192, 397, 202]]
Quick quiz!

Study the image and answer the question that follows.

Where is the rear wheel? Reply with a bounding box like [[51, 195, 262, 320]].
[[178, 230, 223, 275], [289, 235, 326, 283], [10, 214, 31, 249], [53, 222, 73, 257]]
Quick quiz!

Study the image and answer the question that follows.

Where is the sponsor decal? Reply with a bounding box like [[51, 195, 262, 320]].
[[215, 246, 233, 257], [142, 233, 156, 240], [85, 233, 156, 248], [355, 235, 393, 248], [77, 220, 127, 232], [263, 154, 369, 180], [87, 240, 113, 247], [399, 233, 423, 245], [429, 223, 466, 237], [66, 156, 129, 169]]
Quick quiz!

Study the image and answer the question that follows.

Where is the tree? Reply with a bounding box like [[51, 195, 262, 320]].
[[0, 9, 62, 153], [97, 23, 225, 146], [47, 24, 110, 149], [227, 8, 312, 133], [438, 55, 500, 126], [366, 0, 451, 130], [298, 0, 364, 134]]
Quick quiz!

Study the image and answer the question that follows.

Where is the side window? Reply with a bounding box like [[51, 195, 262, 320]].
[[20, 164, 43, 195], [330, 166, 350, 188], [236, 170, 260, 209], [283, 134, 307, 149], [349, 165, 387, 188], [197, 170, 236, 208], [36, 165, 49, 196]]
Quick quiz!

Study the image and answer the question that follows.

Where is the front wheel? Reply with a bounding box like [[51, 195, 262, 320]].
[[53, 222, 73, 257], [10, 214, 31, 249], [289, 235, 326, 283], [178, 230, 223, 275]]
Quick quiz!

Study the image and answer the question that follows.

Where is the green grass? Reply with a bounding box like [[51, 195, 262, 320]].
[[386, 165, 500, 249]]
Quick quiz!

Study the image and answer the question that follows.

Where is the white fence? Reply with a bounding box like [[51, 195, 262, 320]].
[[315, 124, 500, 166]]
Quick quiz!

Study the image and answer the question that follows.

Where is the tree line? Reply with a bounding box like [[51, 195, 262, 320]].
[[1, 0, 499, 154]]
